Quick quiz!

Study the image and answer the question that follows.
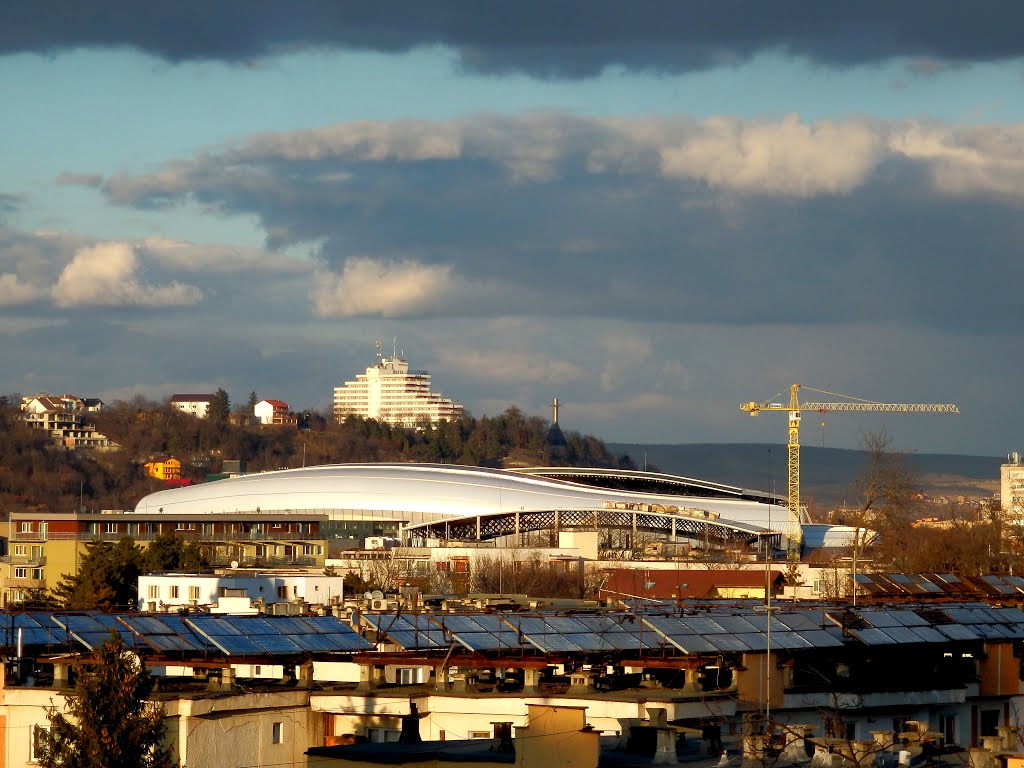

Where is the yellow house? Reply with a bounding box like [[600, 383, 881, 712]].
[[145, 457, 181, 481]]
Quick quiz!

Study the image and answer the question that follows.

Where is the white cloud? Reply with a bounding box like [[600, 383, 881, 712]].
[[52, 242, 203, 308], [246, 120, 464, 163], [889, 122, 1024, 199], [436, 347, 587, 386], [138, 237, 314, 274], [0, 273, 44, 306], [311, 257, 501, 318], [659, 115, 884, 196]]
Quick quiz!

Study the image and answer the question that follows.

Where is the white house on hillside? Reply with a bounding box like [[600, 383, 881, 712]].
[[170, 393, 216, 418]]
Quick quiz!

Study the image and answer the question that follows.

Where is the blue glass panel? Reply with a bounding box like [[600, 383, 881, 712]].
[[705, 634, 752, 652], [254, 634, 303, 654], [713, 616, 759, 634], [850, 628, 898, 645], [524, 634, 580, 652], [934, 624, 979, 641], [794, 630, 844, 648], [734, 633, 770, 651]]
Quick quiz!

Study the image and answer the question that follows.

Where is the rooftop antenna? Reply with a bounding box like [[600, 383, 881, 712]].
[[393, 336, 398, 359], [375, 339, 382, 361]]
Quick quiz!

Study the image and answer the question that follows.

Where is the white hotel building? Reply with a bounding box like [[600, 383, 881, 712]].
[[333, 350, 462, 427]]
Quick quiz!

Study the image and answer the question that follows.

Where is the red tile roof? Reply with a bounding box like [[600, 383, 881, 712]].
[[598, 568, 785, 600]]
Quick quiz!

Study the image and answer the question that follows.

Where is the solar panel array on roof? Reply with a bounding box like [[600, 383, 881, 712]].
[[0, 613, 70, 648], [52, 614, 137, 651], [185, 615, 372, 656]]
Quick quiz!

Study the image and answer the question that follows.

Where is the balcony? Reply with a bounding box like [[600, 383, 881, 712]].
[[0, 555, 46, 566], [2, 578, 47, 590]]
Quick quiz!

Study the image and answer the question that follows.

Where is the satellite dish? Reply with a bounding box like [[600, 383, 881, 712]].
[[230, 560, 239, 569], [371, 590, 385, 601], [362, 592, 374, 601]]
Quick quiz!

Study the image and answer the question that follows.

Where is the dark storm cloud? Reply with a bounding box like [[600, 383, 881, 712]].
[[2, 1, 1021, 77], [84, 113, 1024, 331]]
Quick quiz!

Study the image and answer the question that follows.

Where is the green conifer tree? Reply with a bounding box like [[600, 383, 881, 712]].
[[38, 636, 174, 768]]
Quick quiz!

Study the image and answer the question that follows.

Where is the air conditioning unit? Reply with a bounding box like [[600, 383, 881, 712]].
[[371, 599, 388, 611]]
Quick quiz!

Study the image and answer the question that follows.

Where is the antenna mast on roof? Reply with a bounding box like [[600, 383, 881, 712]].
[[393, 336, 398, 359], [375, 339, 382, 361]]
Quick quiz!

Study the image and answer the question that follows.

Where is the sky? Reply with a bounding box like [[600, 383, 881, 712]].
[[1, 2, 1023, 457]]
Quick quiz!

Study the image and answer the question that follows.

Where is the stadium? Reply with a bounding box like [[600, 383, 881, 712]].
[[133, 463, 857, 555]]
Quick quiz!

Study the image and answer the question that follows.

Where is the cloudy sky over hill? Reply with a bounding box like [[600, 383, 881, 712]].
[[2, 2, 1022, 455]]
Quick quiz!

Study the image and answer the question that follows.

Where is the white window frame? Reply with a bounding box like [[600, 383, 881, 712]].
[[272, 722, 284, 744]]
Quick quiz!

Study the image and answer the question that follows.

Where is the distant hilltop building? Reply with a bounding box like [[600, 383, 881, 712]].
[[333, 341, 463, 427], [20, 393, 115, 450], [254, 399, 297, 427], [170, 393, 216, 418]]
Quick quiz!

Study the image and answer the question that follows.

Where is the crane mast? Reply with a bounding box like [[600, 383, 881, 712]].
[[740, 384, 958, 560]]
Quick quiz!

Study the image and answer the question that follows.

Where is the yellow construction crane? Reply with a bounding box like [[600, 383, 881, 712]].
[[740, 384, 959, 560]]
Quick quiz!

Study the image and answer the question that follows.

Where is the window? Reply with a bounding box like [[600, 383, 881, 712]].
[[277, 586, 287, 599], [14, 544, 26, 556], [147, 585, 159, 599], [15, 568, 27, 579], [169, 585, 179, 599], [30, 725, 48, 762], [20, 522, 32, 533], [105, 523, 117, 534], [469, 731, 491, 740], [271, 722, 284, 744], [188, 586, 200, 601], [31, 546, 44, 559]]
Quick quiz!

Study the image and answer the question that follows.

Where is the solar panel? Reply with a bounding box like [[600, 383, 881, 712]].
[[436, 615, 486, 633], [733, 632, 770, 651], [187, 624, 266, 656], [794, 630, 844, 648], [704, 634, 752, 652], [995, 607, 1024, 622], [855, 610, 901, 628], [906, 626, 947, 643], [512, 617, 549, 634], [880, 626, 926, 644], [713, 616, 760, 634], [849, 628, 898, 646], [254, 634, 304, 654], [670, 635, 718, 654], [774, 612, 821, 631], [158, 615, 217, 651], [379, 626, 448, 648], [52, 614, 136, 650], [744, 614, 789, 633], [934, 623, 979, 641], [777, 632, 816, 649], [940, 608, 980, 624], [524, 634, 584, 653], [543, 617, 591, 634], [908, 574, 944, 593], [119, 616, 201, 653], [450, 632, 520, 651], [291, 633, 346, 652], [980, 576, 1015, 595], [679, 617, 726, 634], [889, 611, 929, 627]]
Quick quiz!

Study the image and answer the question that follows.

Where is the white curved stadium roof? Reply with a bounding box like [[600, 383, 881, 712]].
[[134, 463, 788, 530]]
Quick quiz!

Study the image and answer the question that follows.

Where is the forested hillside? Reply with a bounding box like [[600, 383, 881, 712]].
[[0, 397, 634, 515]]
